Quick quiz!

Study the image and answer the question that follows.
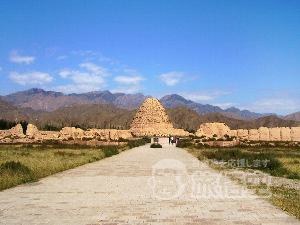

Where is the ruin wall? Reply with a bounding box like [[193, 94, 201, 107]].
[[195, 122, 300, 142]]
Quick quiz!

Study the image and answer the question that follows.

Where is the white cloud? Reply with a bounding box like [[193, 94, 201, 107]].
[[9, 71, 54, 85], [183, 93, 214, 101], [59, 69, 71, 78], [114, 76, 145, 85], [72, 71, 105, 84], [71, 50, 93, 56], [124, 69, 142, 76], [52, 84, 105, 94], [112, 67, 145, 94], [159, 72, 185, 86], [245, 98, 300, 114], [212, 102, 239, 109], [180, 90, 231, 102], [110, 85, 145, 94], [45, 47, 59, 57], [57, 55, 68, 60], [99, 56, 111, 62], [9, 51, 35, 64], [57, 63, 108, 94], [79, 62, 111, 76], [234, 89, 300, 115], [59, 69, 106, 85]]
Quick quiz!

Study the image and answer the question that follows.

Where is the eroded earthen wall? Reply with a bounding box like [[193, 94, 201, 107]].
[[195, 123, 300, 142], [195, 123, 230, 138], [269, 128, 281, 141], [258, 127, 270, 141], [237, 129, 248, 140], [248, 129, 259, 141], [280, 127, 291, 141], [291, 127, 300, 141]]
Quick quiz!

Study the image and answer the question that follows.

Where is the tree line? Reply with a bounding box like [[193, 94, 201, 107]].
[[0, 119, 28, 134]]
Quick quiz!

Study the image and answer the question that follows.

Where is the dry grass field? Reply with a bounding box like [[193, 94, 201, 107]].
[[0, 138, 149, 191], [177, 138, 300, 220]]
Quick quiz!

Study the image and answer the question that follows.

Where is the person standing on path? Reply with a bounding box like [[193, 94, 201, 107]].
[[175, 137, 179, 145], [169, 135, 171, 145]]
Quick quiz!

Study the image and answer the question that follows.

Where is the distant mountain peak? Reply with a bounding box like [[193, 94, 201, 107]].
[[161, 94, 193, 104], [23, 88, 64, 97], [160, 94, 195, 108]]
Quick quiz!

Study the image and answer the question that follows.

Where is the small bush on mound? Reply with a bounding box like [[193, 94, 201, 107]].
[[150, 143, 162, 148]]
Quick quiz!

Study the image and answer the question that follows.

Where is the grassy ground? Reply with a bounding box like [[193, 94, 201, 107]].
[[269, 186, 300, 220], [0, 138, 149, 191], [177, 138, 300, 220], [178, 138, 300, 179]]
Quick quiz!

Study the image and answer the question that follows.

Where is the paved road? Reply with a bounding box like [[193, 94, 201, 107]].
[[0, 138, 299, 224]]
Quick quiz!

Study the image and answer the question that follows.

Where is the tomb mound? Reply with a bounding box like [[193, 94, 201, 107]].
[[130, 98, 189, 136]]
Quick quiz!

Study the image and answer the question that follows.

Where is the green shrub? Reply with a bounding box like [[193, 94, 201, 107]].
[[118, 137, 129, 142], [128, 139, 147, 149], [202, 149, 243, 161], [196, 143, 204, 149], [103, 146, 119, 157], [288, 172, 300, 180], [0, 161, 31, 174], [266, 158, 282, 171], [150, 143, 162, 148], [181, 142, 192, 148], [201, 149, 291, 177], [176, 139, 192, 148], [54, 151, 76, 157]]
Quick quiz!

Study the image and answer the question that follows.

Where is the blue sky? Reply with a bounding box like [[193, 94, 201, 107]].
[[0, 0, 299, 115]]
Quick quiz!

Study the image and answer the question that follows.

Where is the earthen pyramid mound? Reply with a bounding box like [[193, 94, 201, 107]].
[[130, 98, 189, 136]]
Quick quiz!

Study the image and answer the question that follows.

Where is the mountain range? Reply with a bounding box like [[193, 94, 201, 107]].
[[1, 88, 300, 131], [0, 88, 281, 120], [0, 88, 151, 112]]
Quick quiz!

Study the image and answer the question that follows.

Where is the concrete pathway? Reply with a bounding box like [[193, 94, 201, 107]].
[[0, 138, 299, 224]]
